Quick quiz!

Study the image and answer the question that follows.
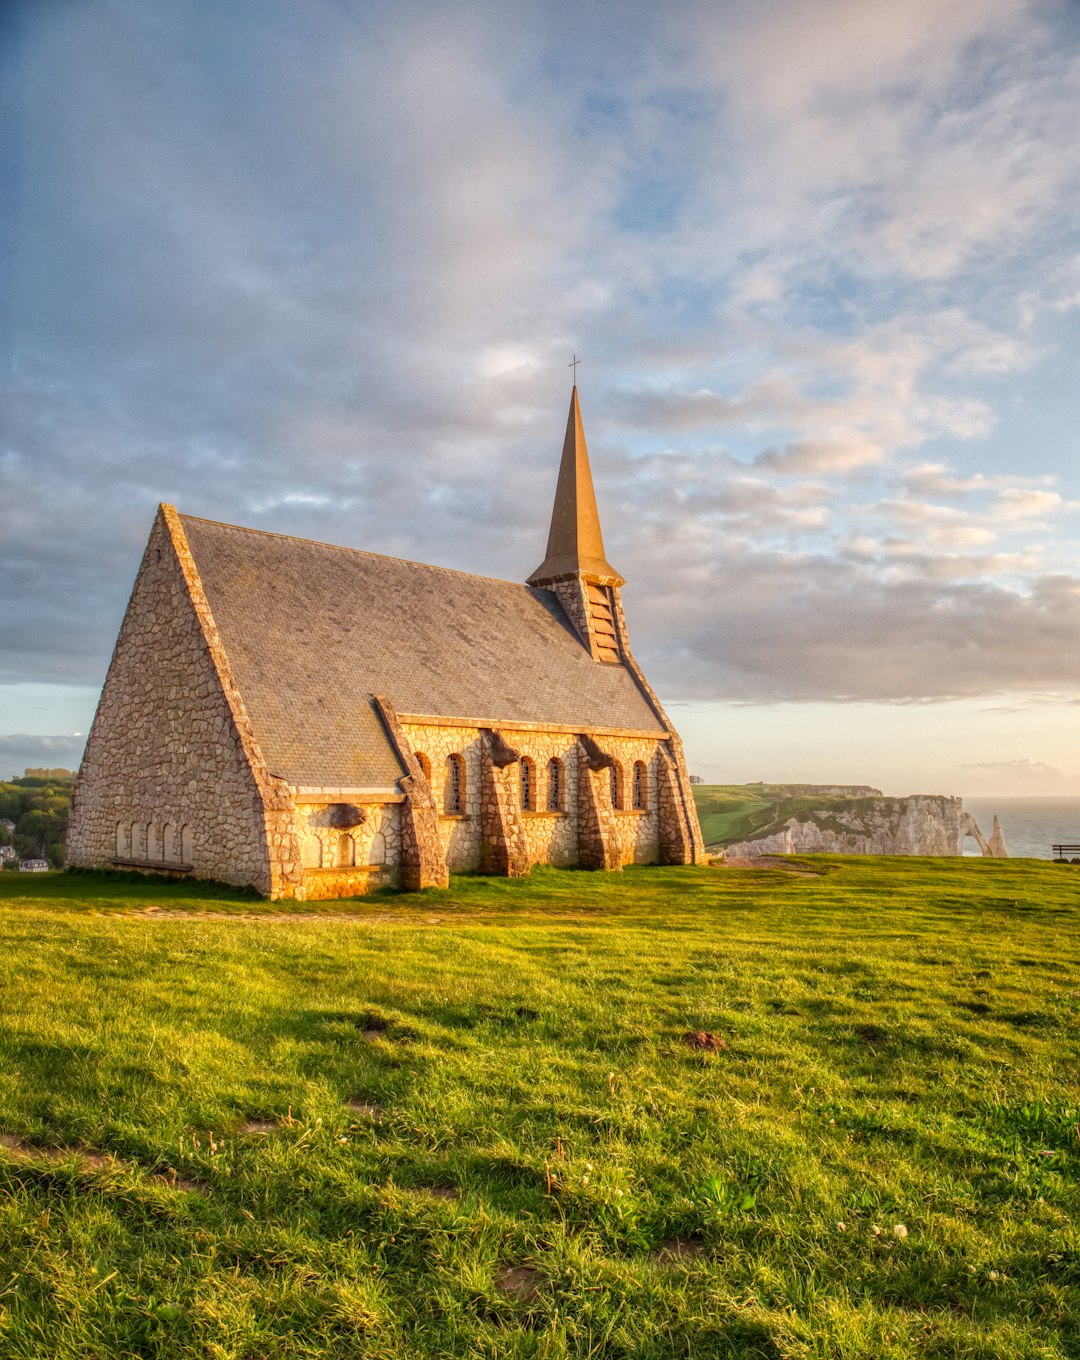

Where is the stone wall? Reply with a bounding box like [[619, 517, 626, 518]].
[[401, 720, 664, 872], [292, 800, 402, 898], [68, 507, 303, 896]]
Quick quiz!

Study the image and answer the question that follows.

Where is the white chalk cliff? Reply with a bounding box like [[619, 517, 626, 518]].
[[722, 795, 1004, 858]]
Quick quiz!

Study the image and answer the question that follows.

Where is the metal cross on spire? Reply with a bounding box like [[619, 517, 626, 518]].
[[569, 353, 581, 383]]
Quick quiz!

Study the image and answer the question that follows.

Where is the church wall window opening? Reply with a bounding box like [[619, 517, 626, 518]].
[[632, 761, 647, 810], [610, 763, 624, 810], [415, 751, 431, 783], [445, 753, 465, 814], [520, 757, 536, 811], [547, 757, 563, 810]]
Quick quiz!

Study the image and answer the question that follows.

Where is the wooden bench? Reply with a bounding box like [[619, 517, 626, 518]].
[[1051, 844, 1080, 861]]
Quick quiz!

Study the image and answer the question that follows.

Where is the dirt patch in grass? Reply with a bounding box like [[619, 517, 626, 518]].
[[718, 855, 823, 876], [345, 1099, 383, 1118], [415, 1185, 459, 1200], [0, 1137, 113, 1170], [652, 1238, 704, 1263], [683, 1030, 727, 1051], [151, 1170, 207, 1193], [495, 1264, 543, 1302], [240, 1119, 278, 1135]]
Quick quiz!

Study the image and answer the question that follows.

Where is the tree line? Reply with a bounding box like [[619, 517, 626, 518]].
[[0, 774, 74, 868]]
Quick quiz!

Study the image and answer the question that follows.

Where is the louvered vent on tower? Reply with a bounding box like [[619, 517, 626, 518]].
[[586, 583, 620, 664]]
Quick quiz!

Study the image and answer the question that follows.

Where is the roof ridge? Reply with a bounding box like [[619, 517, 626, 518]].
[[175, 510, 543, 593]]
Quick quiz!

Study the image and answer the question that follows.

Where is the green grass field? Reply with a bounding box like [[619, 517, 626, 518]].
[[1, 859, 1077, 1359]]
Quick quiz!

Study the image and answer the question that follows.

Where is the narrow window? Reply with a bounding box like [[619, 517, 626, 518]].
[[445, 754, 465, 814], [115, 822, 129, 858], [632, 761, 647, 810], [336, 832, 355, 867], [162, 823, 175, 861], [609, 763, 624, 810], [180, 825, 193, 864], [520, 757, 535, 811], [415, 751, 432, 782], [131, 822, 146, 859], [301, 834, 323, 868], [547, 757, 563, 811]]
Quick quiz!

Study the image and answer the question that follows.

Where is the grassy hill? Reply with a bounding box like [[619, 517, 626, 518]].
[[690, 782, 885, 847], [1, 860, 1078, 1358]]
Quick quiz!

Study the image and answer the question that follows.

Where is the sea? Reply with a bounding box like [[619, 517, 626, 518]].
[[961, 797, 1080, 860]]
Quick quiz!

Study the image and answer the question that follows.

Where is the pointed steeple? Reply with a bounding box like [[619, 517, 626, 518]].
[[528, 387, 624, 587]]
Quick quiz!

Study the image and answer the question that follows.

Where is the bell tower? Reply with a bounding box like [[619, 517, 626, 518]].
[[528, 386, 625, 663]]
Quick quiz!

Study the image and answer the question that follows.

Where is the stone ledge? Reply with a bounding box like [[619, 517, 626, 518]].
[[112, 858, 192, 873]]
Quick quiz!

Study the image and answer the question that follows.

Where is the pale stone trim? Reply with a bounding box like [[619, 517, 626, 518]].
[[292, 790, 405, 803], [160, 505, 304, 897], [397, 712, 669, 740], [372, 695, 449, 890]]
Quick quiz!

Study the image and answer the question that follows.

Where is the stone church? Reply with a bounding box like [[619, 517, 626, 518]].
[[67, 389, 705, 899]]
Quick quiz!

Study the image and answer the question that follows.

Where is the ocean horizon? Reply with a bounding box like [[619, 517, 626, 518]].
[[961, 796, 1080, 860]]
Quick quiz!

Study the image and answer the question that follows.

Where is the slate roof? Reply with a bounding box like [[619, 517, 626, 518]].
[[179, 514, 665, 791]]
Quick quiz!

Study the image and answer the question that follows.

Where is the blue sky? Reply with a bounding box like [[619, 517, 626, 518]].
[[2, 0, 1079, 795]]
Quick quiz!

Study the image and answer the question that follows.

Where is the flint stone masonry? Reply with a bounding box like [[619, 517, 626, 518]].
[[67, 507, 303, 898], [68, 388, 705, 897]]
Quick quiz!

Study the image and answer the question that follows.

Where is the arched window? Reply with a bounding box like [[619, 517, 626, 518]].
[[131, 822, 146, 859], [115, 822, 129, 858], [180, 825, 193, 864], [336, 832, 355, 867], [445, 754, 465, 814], [147, 822, 160, 861], [609, 762, 624, 810], [520, 757, 535, 811], [547, 757, 563, 811], [415, 751, 431, 783], [301, 834, 323, 868], [162, 823, 175, 861], [632, 761, 647, 810]]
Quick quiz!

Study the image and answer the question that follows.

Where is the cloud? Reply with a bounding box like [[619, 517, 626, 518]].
[[755, 432, 884, 475], [993, 488, 1064, 520], [958, 757, 1065, 778], [3, 0, 1080, 721], [902, 463, 1056, 499], [0, 734, 85, 779]]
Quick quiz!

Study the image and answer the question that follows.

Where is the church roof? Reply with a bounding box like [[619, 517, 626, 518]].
[[178, 512, 665, 792]]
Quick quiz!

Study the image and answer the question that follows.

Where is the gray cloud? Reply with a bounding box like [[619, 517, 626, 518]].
[[0, 734, 85, 779]]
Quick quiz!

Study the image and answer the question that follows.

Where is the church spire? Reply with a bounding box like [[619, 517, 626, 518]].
[[527, 386, 624, 588]]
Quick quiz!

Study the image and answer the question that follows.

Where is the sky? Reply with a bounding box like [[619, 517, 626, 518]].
[[2, 0, 1080, 796]]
